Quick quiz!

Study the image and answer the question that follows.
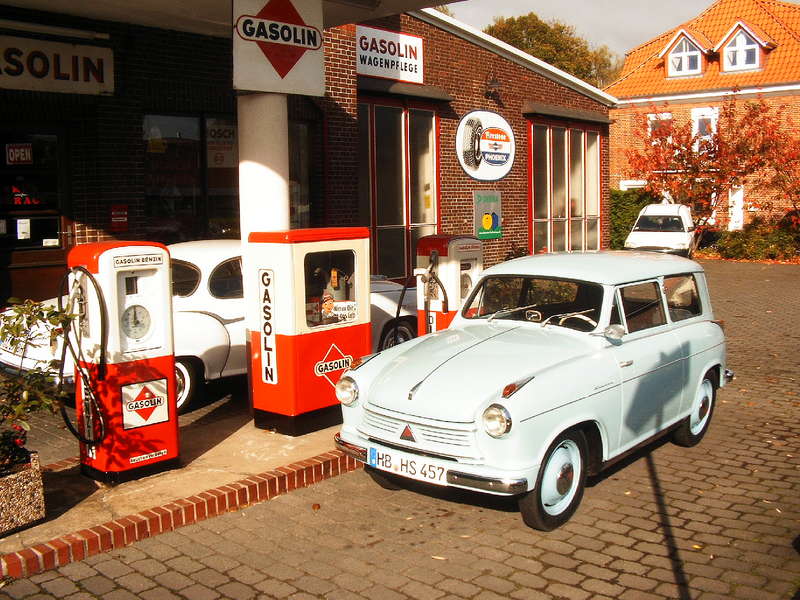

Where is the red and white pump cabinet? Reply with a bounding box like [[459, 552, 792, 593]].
[[68, 242, 179, 483], [244, 228, 371, 436], [416, 235, 483, 335]]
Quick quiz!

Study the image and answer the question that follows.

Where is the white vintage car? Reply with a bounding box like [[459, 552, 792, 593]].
[[0, 239, 417, 413], [334, 251, 733, 531]]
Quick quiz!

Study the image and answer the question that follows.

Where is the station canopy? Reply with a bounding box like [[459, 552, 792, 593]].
[[4, 0, 458, 35]]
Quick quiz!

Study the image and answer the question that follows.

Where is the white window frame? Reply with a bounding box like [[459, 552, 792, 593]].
[[691, 107, 719, 151], [724, 31, 759, 71], [647, 112, 673, 142], [668, 38, 702, 77]]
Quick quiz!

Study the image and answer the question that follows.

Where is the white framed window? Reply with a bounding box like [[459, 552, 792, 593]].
[[668, 38, 701, 76], [647, 112, 673, 141], [691, 107, 718, 151], [724, 31, 759, 71]]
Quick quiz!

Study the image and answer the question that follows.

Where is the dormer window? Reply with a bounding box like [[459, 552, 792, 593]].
[[724, 31, 759, 71], [669, 38, 702, 76]]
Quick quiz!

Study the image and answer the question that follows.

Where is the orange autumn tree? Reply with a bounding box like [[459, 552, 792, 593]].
[[625, 96, 787, 229]]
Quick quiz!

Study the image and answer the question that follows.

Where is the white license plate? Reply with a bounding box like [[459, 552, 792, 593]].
[[367, 447, 448, 485]]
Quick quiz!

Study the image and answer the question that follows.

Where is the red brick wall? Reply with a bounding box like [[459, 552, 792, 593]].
[[325, 13, 612, 266], [610, 95, 800, 226]]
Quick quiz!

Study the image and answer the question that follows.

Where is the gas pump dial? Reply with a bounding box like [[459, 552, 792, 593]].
[[121, 305, 151, 339]]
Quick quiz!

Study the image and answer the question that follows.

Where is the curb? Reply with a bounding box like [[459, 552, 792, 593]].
[[0, 450, 362, 579]]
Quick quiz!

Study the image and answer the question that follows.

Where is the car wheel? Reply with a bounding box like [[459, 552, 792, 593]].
[[174, 358, 202, 414], [365, 466, 403, 490], [672, 371, 716, 447], [379, 319, 416, 350], [518, 429, 588, 531]]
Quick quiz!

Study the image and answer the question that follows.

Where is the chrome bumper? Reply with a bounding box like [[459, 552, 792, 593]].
[[334, 433, 528, 496]]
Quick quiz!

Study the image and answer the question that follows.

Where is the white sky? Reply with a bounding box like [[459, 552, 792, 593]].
[[448, 0, 718, 56]]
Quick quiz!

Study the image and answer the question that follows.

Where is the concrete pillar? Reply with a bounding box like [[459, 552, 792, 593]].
[[238, 92, 290, 239]]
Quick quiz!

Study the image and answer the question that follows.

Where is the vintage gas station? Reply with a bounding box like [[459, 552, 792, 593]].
[[0, 0, 614, 570]]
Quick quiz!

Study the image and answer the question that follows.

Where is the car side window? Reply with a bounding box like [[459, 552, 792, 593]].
[[664, 274, 702, 321], [619, 281, 666, 333], [171, 260, 201, 297], [209, 258, 243, 299]]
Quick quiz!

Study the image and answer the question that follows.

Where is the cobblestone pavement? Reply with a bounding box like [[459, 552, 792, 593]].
[[3, 259, 799, 600]]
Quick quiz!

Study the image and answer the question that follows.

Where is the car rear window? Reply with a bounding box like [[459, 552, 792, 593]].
[[209, 258, 243, 299], [633, 215, 685, 232], [171, 260, 200, 297]]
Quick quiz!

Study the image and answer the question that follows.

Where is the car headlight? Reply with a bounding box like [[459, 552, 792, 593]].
[[335, 376, 359, 407], [482, 404, 512, 438]]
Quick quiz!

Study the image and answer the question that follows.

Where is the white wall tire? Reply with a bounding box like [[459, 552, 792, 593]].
[[462, 118, 483, 170], [673, 372, 716, 447], [518, 430, 588, 531], [174, 358, 201, 414]]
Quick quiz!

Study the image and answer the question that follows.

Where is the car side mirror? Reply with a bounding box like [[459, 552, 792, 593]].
[[687, 226, 696, 232], [603, 324, 626, 342]]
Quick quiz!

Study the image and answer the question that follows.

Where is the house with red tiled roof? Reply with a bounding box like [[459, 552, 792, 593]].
[[606, 0, 800, 229]]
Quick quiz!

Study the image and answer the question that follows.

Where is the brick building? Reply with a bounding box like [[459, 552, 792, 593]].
[[606, 0, 800, 230], [0, 5, 613, 303]]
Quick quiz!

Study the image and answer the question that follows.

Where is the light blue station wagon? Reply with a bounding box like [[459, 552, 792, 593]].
[[335, 251, 732, 530]]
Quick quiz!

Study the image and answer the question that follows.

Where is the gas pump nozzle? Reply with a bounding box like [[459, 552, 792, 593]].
[[416, 250, 449, 334]]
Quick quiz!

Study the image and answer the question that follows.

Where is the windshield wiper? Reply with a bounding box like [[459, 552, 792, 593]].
[[487, 303, 542, 323], [540, 309, 597, 329]]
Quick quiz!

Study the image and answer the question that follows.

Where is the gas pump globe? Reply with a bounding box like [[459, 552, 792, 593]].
[[415, 235, 483, 335], [243, 228, 371, 435], [66, 242, 179, 483]]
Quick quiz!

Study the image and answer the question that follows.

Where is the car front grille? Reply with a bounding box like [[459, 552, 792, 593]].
[[360, 406, 480, 461]]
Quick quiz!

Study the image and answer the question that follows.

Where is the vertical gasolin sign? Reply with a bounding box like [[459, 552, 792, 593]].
[[233, 0, 324, 96]]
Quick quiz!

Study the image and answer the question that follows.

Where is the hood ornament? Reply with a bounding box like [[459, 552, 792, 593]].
[[407, 381, 422, 402]]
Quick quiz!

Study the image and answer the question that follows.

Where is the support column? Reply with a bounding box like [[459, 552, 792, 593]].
[[238, 93, 290, 239]]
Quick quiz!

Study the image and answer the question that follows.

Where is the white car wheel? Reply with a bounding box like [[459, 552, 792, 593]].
[[673, 372, 716, 447], [174, 358, 200, 414], [519, 430, 588, 531]]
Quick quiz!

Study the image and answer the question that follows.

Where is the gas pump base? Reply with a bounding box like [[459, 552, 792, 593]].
[[80, 457, 181, 485], [252, 406, 342, 437]]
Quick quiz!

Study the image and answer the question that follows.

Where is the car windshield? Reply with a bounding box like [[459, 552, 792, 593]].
[[633, 215, 685, 232], [463, 276, 604, 331]]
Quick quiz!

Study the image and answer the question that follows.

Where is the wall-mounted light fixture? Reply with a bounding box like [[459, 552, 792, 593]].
[[485, 76, 502, 101]]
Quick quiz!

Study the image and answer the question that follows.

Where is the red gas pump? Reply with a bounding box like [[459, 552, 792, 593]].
[[65, 242, 179, 483], [415, 235, 483, 335], [243, 228, 371, 436]]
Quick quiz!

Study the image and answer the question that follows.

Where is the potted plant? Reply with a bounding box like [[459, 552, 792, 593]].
[[0, 299, 69, 535]]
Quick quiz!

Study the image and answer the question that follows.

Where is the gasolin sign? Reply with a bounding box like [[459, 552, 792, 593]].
[[233, 0, 324, 96], [122, 379, 169, 430], [314, 344, 352, 387]]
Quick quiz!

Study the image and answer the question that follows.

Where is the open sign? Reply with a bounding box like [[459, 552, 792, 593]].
[[5, 144, 32, 165]]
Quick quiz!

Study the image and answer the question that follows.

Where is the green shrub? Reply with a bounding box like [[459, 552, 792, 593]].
[[609, 189, 658, 249], [714, 221, 799, 260]]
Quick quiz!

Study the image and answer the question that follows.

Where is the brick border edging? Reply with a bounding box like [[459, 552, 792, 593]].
[[0, 451, 362, 579]]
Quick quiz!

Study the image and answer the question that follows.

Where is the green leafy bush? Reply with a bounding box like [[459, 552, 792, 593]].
[[714, 220, 799, 260], [609, 189, 658, 249]]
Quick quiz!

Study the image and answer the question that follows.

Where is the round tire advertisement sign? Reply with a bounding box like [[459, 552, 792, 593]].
[[456, 111, 515, 181]]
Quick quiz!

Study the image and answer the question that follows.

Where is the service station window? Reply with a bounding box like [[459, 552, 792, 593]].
[[358, 101, 438, 279], [304, 250, 357, 327], [0, 132, 63, 250], [531, 123, 600, 254]]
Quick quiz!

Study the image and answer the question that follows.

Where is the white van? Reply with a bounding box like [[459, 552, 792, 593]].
[[624, 203, 697, 257]]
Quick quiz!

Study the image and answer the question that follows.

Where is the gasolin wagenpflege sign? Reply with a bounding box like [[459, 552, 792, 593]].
[[122, 379, 169, 430], [233, 0, 324, 96]]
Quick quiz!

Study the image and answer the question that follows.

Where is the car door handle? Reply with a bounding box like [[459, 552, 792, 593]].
[[619, 360, 634, 368]]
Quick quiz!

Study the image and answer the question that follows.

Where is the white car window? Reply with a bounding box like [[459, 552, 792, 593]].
[[171, 260, 201, 297], [618, 281, 667, 333], [209, 258, 243, 299]]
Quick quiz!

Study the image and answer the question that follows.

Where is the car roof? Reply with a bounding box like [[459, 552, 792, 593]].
[[483, 251, 703, 286], [640, 203, 689, 216], [168, 239, 241, 264]]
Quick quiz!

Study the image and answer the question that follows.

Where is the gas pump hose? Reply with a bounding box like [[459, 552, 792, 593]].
[[56, 266, 108, 446]]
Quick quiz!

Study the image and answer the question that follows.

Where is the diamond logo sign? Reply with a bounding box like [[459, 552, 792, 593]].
[[314, 344, 353, 387], [233, 0, 324, 96], [122, 379, 169, 430]]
